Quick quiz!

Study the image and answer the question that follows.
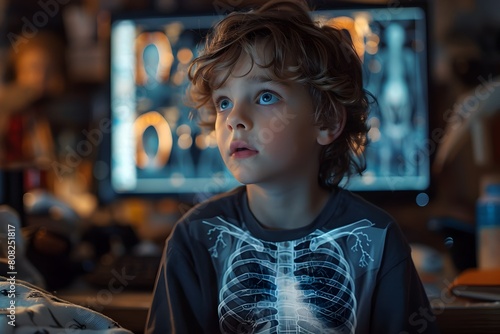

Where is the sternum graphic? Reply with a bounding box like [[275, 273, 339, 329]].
[[275, 241, 301, 332]]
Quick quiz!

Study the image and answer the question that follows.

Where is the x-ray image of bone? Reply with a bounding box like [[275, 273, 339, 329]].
[[135, 32, 174, 88], [134, 32, 175, 115], [134, 111, 173, 170], [366, 23, 424, 176]]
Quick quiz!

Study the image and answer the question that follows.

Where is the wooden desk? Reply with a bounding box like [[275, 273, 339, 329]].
[[434, 299, 500, 334], [424, 269, 500, 333]]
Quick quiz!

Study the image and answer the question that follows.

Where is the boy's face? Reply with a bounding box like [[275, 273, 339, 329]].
[[212, 44, 326, 188]]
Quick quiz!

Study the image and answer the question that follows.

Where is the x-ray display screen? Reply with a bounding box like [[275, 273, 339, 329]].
[[109, 14, 239, 195], [109, 5, 429, 197], [315, 6, 430, 191]]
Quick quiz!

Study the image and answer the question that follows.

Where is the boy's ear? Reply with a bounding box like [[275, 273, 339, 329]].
[[316, 113, 346, 146]]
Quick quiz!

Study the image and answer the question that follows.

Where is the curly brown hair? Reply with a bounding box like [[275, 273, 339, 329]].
[[187, 0, 370, 189]]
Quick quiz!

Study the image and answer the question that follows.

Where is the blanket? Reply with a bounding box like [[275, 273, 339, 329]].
[[0, 276, 133, 334]]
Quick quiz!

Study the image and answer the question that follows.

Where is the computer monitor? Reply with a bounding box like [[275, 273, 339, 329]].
[[107, 12, 233, 202], [314, 4, 431, 195], [104, 2, 431, 204]]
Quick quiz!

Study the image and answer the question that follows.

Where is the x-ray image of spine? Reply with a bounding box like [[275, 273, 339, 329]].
[[204, 217, 375, 333], [368, 23, 421, 176]]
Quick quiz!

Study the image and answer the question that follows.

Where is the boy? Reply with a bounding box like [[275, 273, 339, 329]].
[[146, 1, 439, 333]]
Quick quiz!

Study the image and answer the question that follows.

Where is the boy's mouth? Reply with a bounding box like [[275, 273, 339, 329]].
[[230, 141, 258, 157]]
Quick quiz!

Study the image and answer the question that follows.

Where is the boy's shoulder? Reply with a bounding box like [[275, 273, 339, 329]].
[[335, 188, 396, 228]]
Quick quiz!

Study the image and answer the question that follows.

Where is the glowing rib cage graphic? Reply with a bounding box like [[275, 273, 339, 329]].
[[204, 218, 375, 334]]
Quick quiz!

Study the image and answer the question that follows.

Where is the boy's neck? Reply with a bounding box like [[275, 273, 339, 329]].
[[246, 183, 331, 230]]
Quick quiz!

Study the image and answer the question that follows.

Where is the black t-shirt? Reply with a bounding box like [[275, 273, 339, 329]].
[[146, 186, 440, 333]]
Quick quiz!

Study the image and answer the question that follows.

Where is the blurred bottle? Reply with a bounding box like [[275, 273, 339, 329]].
[[476, 182, 500, 269]]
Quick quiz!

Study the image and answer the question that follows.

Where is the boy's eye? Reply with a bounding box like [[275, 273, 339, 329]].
[[258, 91, 280, 105], [216, 98, 233, 111]]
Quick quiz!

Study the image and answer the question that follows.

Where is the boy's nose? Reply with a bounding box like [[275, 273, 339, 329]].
[[226, 103, 252, 131]]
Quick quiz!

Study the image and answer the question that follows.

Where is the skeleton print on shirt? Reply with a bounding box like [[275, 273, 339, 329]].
[[203, 217, 378, 334]]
